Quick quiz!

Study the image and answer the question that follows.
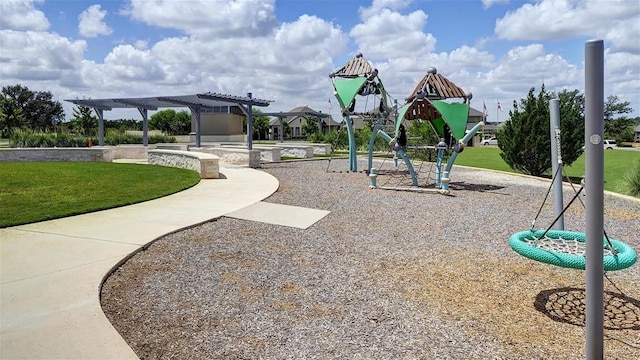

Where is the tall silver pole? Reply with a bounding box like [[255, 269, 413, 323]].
[[585, 39, 604, 360], [549, 99, 564, 230]]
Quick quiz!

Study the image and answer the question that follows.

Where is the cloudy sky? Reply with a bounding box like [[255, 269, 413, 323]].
[[1, 0, 638, 122]]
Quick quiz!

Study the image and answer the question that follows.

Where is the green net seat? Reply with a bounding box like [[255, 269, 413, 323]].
[[509, 229, 637, 271]]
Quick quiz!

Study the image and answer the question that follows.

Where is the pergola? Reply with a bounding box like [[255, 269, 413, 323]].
[[66, 92, 272, 149], [261, 111, 332, 142]]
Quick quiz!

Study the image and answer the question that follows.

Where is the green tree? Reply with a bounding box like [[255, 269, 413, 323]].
[[282, 121, 291, 139], [498, 85, 585, 177], [407, 120, 439, 145], [603, 95, 635, 143], [70, 105, 98, 136], [302, 116, 319, 139], [149, 109, 191, 135], [1, 84, 64, 132], [0, 95, 27, 138], [604, 95, 632, 120], [243, 109, 270, 140], [556, 89, 585, 166]]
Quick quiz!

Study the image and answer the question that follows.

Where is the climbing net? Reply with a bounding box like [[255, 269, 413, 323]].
[[372, 135, 441, 189], [521, 233, 617, 257]]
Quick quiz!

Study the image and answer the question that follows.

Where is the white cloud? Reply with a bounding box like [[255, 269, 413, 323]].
[[103, 45, 165, 81], [486, 44, 580, 90], [481, 0, 509, 10], [1, 0, 637, 121], [0, 30, 86, 82], [351, 8, 435, 59], [358, 0, 412, 19], [68, 12, 347, 115], [125, 0, 277, 38], [78, 4, 112, 38], [495, 0, 640, 52], [603, 17, 640, 53], [0, 0, 49, 31]]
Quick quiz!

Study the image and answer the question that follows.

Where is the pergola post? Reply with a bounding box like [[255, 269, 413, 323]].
[[246, 92, 253, 150], [94, 108, 105, 146], [190, 106, 202, 148], [279, 116, 285, 143], [138, 108, 149, 147]]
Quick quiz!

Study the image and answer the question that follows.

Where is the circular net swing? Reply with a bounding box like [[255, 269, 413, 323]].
[[509, 170, 637, 271], [509, 229, 637, 271]]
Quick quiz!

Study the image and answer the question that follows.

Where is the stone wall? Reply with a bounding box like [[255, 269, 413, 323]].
[[0, 146, 149, 162], [0, 148, 107, 162]]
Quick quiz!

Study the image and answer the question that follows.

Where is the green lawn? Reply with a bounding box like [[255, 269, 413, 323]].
[[455, 147, 640, 193], [0, 162, 201, 228]]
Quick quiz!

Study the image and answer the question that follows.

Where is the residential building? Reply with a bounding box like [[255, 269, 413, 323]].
[[268, 105, 340, 140]]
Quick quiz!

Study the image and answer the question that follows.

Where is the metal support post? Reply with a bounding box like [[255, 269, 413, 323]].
[[550, 99, 564, 230], [585, 39, 604, 360], [139, 108, 148, 147], [247, 92, 253, 150], [95, 108, 104, 146]]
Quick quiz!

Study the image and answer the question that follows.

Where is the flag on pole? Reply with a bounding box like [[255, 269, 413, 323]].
[[483, 101, 488, 117], [328, 99, 333, 110], [498, 101, 503, 112]]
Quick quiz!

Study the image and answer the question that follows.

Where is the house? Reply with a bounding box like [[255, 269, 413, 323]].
[[635, 124, 640, 142], [268, 105, 340, 140], [466, 106, 504, 146]]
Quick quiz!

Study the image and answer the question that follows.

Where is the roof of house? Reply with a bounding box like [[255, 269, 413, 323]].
[[268, 106, 339, 126]]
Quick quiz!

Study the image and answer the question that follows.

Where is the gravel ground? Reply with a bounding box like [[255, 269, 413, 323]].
[[101, 158, 640, 360]]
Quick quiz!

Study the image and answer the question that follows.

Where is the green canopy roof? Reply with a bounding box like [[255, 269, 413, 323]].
[[431, 101, 469, 140], [333, 77, 367, 108]]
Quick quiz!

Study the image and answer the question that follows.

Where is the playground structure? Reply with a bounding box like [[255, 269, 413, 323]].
[[329, 53, 483, 194]]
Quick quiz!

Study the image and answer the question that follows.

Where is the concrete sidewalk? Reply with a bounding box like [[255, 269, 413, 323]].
[[0, 166, 279, 359]]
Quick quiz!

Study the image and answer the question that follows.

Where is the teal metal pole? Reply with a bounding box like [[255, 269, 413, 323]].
[[444, 121, 484, 173], [435, 141, 446, 186], [345, 116, 357, 171], [368, 116, 385, 172], [441, 121, 484, 192], [378, 130, 417, 185]]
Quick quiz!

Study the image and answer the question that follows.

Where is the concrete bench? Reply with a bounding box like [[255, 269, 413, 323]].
[[219, 144, 281, 162], [190, 147, 261, 168], [286, 143, 332, 155], [148, 149, 219, 178], [258, 144, 313, 158], [155, 143, 189, 151]]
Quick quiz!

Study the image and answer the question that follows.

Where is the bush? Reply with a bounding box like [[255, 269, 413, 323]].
[[9, 129, 175, 147], [620, 159, 640, 198], [10, 129, 86, 147]]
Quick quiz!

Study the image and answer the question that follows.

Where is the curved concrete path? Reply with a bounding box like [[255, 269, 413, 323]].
[[0, 166, 279, 359]]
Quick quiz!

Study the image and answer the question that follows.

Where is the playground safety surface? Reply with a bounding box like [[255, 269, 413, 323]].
[[101, 159, 640, 360]]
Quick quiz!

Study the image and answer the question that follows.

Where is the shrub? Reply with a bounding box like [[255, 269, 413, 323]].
[[620, 159, 640, 198], [9, 129, 175, 147]]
